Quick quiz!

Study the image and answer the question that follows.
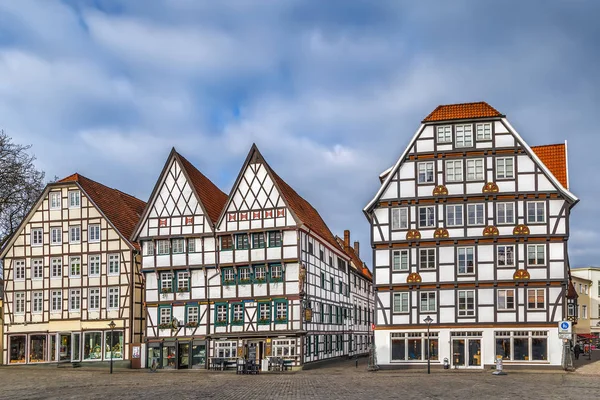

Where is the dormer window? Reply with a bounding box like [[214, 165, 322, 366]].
[[455, 125, 473, 148]]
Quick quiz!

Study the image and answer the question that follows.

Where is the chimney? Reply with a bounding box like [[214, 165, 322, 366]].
[[344, 230, 350, 249], [354, 241, 360, 257]]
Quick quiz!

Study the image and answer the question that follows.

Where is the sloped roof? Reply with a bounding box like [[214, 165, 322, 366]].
[[334, 236, 372, 281], [531, 143, 568, 189], [176, 152, 228, 225], [58, 173, 146, 248], [423, 101, 503, 122], [567, 280, 578, 299]]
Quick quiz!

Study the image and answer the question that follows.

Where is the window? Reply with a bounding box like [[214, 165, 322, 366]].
[[585, 285, 588, 295], [255, 266, 266, 282], [32, 258, 43, 279], [70, 257, 81, 277], [467, 204, 484, 225], [252, 233, 266, 249], [187, 306, 199, 324], [321, 273, 325, 288], [527, 245, 546, 266], [419, 249, 435, 270], [476, 123, 491, 141], [258, 302, 271, 324], [272, 339, 296, 357], [51, 227, 62, 244], [445, 160, 463, 183], [446, 204, 463, 226], [393, 292, 409, 313], [458, 290, 475, 316], [83, 332, 103, 360], [498, 245, 515, 267], [89, 288, 100, 310], [160, 307, 172, 325], [68, 191, 80, 208], [69, 226, 81, 244], [270, 264, 283, 281], [437, 125, 452, 143], [14, 260, 25, 280], [88, 255, 100, 277], [231, 303, 244, 325], [420, 292, 436, 312], [497, 203, 514, 224], [455, 124, 473, 147], [50, 192, 61, 209], [496, 157, 514, 179], [497, 289, 515, 310], [51, 258, 62, 278], [172, 238, 184, 254], [32, 291, 43, 313], [308, 242, 314, 254], [51, 290, 62, 312], [527, 202, 546, 223], [495, 331, 547, 361], [187, 238, 196, 253], [391, 207, 408, 230], [220, 236, 233, 250], [235, 234, 249, 250], [216, 341, 237, 358], [88, 225, 100, 243], [457, 247, 474, 275], [330, 277, 335, 292], [156, 240, 169, 255], [14, 292, 25, 314], [418, 206, 435, 228], [69, 289, 81, 311], [222, 268, 235, 285], [392, 250, 409, 271], [391, 332, 439, 361], [268, 231, 282, 247], [215, 304, 228, 325], [527, 289, 545, 310], [31, 228, 43, 246], [275, 300, 288, 322], [466, 159, 484, 181], [177, 271, 189, 291], [418, 162, 434, 183], [160, 272, 173, 292], [108, 254, 120, 275]]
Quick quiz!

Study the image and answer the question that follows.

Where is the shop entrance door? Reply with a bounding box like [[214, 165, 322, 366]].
[[58, 333, 71, 362], [248, 342, 263, 363], [178, 343, 189, 369], [452, 338, 482, 368]]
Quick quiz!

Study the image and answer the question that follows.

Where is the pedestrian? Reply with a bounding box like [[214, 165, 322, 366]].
[[574, 342, 582, 360]]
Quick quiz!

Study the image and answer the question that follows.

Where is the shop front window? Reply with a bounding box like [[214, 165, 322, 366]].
[[407, 339, 422, 360], [29, 335, 47, 363], [162, 344, 176, 368], [216, 341, 237, 358], [191, 342, 206, 368], [10, 336, 26, 363], [83, 332, 103, 360], [272, 339, 296, 358], [496, 338, 511, 360], [391, 336, 406, 361], [147, 345, 160, 368], [513, 338, 528, 360], [50, 335, 57, 362], [105, 331, 124, 360], [532, 338, 548, 361], [495, 331, 548, 361]]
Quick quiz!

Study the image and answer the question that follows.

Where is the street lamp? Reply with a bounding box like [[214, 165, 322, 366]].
[[424, 316, 433, 374], [108, 320, 116, 374]]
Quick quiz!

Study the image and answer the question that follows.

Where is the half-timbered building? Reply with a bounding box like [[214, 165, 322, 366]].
[[1, 174, 145, 365], [134, 145, 354, 369], [363, 102, 578, 368]]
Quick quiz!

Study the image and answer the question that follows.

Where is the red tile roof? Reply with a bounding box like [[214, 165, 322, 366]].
[[335, 236, 372, 281], [58, 174, 146, 248], [531, 143, 568, 189], [176, 152, 228, 225], [423, 102, 503, 122]]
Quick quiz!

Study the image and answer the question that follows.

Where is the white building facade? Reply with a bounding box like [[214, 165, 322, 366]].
[[364, 102, 578, 368], [571, 267, 600, 338]]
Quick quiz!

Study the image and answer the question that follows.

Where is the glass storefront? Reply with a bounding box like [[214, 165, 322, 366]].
[[83, 332, 103, 360], [29, 335, 47, 363], [9, 336, 26, 364], [50, 335, 57, 362], [192, 342, 206, 368], [147, 344, 161, 368], [162, 343, 176, 369], [105, 331, 124, 360]]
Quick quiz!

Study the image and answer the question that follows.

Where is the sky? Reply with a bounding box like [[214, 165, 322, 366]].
[[0, 0, 598, 269]]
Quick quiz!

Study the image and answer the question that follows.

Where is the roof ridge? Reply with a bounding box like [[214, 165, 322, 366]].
[[423, 101, 503, 122]]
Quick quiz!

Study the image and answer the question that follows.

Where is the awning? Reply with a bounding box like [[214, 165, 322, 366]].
[[577, 334, 598, 339]]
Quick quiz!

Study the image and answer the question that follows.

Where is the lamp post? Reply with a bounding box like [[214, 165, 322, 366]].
[[424, 316, 433, 374], [108, 320, 116, 374]]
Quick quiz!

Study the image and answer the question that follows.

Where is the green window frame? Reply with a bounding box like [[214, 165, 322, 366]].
[[214, 303, 228, 326], [159, 271, 174, 294], [305, 336, 311, 357], [254, 265, 267, 283], [230, 303, 244, 326], [158, 305, 173, 329], [238, 267, 253, 284], [222, 268, 236, 285], [269, 263, 284, 283], [258, 301, 271, 325], [314, 335, 319, 356], [273, 299, 288, 324], [268, 231, 282, 247], [252, 233, 265, 249], [185, 303, 199, 327], [235, 234, 249, 250]]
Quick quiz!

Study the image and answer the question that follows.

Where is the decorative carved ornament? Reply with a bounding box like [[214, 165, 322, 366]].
[[434, 228, 449, 239], [406, 230, 421, 240], [298, 265, 307, 294], [432, 185, 448, 196], [482, 226, 499, 236], [159, 218, 168, 227], [482, 182, 499, 193], [407, 272, 422, 284], [513, 225, 530, 236], [513, 269, 531, 280]]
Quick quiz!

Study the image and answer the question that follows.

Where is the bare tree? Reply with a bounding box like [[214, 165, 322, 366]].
[[0, 130, 46, 252]]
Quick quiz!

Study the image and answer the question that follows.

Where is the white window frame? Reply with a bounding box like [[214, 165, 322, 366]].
[[239, 267, 251, 281], [255, 266, 266, 281], [497, 289, 515, 310], [32, 258, 43, 279], [51, 258, 62, 278], [88, 224, 100, 243], [51, 290, 62, 312], [272, 339, 296, 357], [276, 301, 288, 320], [446, 204, 463, 227], [31, 228, 43, 246], [496, 157, 514, 179], [497, 245, 515, 267], [108, 287, 119, 310], [160, 272, 173, 291], [271, 265, 283, 279], [467, 204, 484, 226], [108, 254, 120, 275], [177, 271, 189, 290], [157, 240, 170, 255], [14, 260, 25, 280], [143, 241, 154, 256], [455, 124, 473, 148], [216, 305, 228, 324], [188, 238, 196, 253], [466, 159, 484, 181], [420, 292, 436, 313], [88, 288, 100, 311], [527, 202, 546, 224], [69, 256, 81, 277], [187, 306, 199, 323], [216, 341, 237, 358], [14, 292, 25, 314], [391, 207, 409, 230], [445, 160, 463, 182], [172, 238, 184, 254], [497, 203, 514, 225], [476, 123, 492, 141], [527, 288, 545, 310], [458, 290, 475, 316], [160, 307, 172, 325], [527, 244, 546, 266], [50, 191, 61, 209], [69, 226, 81, 244], [50, 227, 62, 245], [417, 162, 434, 184], [457, 247, 475, 275], [88, 255, 100, 277], [437, 125, 452, 143], [232, 303, 244, 323], [418, 206, 435, 228], [69, 289, 81, 312], [582, 305, 588, 319], [393, 292, 409, 313], [392, 250, 409, 271], [68, 191, 80, 208], [419, 248, 435, 270], [32, 291, 43, 314]]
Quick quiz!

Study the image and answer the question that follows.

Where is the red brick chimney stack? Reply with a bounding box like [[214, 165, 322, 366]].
[[354, 241, 359, 257], [344, 230, 350, 249]]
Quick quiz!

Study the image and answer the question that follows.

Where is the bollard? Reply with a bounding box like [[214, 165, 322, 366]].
[[492, 356, 507, 375], [443, 357, 449, 370]]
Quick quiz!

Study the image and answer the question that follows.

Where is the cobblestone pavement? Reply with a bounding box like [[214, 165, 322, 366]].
[[1, 356, 599, 400]]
